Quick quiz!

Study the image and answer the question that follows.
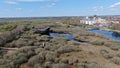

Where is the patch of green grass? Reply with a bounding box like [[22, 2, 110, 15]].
[[91, 40, 104, 46], [0, 23, 17, 31]]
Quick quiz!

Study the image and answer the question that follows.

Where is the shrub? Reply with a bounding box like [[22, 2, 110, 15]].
[[77, 63, 88, 68], [4, 52, 28, 68], [53, 63, 69, 68], [14, 40, 28, 47], [28, 40, 34, 45], [54, 58, 61, 63], [17, 46, 35, 58], [49, 44, 62, 51], [100, 49, 113, 59], [44, 45, 52, 50], [0, 59, 6, 65], [109, 45, 120, 51], [111, 57, 120, 65], [43, 62, 52, 68], [117, 51, 120, 57], [68, 57, 78, 65], [88, 62, 100, 68], [56, 45, 80, 54], [39, 35, 52, 41], [35, 48, 45, 54], [14, 56, 28, 66], [0, 25, 27, 46], [28, 55, 41, 66], [34, 42, 41, 46], [34, 64, 43, 68], [0, 23, 17, 31], [45, 52, 58, 62], [91, 40, 104, 46], [7, 41, 16, 47], [27, 50, 36, 58], [60, 59, 69, 64], [67, 41, 80, 46], [0, 32, 15, 46], [50, 38, 68, 45], [0, 65, 6, 68], [18, 46, 34, 53]]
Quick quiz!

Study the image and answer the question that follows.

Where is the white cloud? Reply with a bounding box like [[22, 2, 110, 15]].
[[40, 2, 56, 8], [17, 0, 58, 2], [92, 6, 104, 11], [110, 2, 120, 8], [47, 3, 56, 7], [5, 1, 17, 4], [5, 0, 59, 5], [16, 8, 22, 10]]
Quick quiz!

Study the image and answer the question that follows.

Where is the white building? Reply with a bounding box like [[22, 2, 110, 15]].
[[80, 16, 96, 25], [80, 16, 106, 25]]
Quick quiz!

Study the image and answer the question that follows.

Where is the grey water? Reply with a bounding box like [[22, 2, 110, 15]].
[[49, 32, 89, 43], [50, 33, 74, 40], [90, 29, 120, 41]]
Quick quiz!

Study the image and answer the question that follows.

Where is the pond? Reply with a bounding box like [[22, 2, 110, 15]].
[[49, 33, 74, 40], [90, 29, 120, 41]]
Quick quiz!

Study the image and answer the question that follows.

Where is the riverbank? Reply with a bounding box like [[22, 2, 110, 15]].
[[100, 27, 120, 33]]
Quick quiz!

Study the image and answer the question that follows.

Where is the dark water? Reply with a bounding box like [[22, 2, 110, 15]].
[[90, 29, 120, 41], [50, 33, 74, 40]]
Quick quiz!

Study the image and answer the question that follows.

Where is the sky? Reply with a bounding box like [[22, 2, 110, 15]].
[[0, 0, 120, 17]]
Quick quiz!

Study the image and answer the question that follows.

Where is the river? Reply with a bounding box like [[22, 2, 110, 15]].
[[50, 33, 74, 40], [90, 29, 120, 41]]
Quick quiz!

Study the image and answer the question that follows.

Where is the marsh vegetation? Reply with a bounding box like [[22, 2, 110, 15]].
[[0, 18, 120, 68]]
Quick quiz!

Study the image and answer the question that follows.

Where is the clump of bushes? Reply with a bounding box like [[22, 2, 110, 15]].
[[9, 39, 28, 48], [111, 57, 120, 65], [109, 45, 120, 51], [3, 52, 28, 68], [91, 40, 104, 46], [0, 23, 17, 31], [104, 42, 120, 51], [45, 51, 58, 62], [43, 61, 52, 68], [34, 64, 43, 68], [28, 51, 58, 67], [100, 49, 113, 59], [59, 59, 69, 64], [39, 35, 52, 42], [68, 57, 78, 65], [56, 45, 80, 54], [67, 41, 81, 46], [1, 46, 36, 68], [50, 38, 68, 45], [0, 59, 6, 65], [53, 63, 69, 68], [0, 25, 27, 46], [116, 50, 120, 58], [88, 62, 100, 68], [77, 60, 100, 68], [28, 55, 42, 66]]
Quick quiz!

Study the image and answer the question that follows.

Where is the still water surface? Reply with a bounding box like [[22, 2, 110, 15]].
[[90, 29, 120, 41]]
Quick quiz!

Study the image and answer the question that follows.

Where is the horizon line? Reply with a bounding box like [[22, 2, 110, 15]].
[[0, 15, 120, 18]]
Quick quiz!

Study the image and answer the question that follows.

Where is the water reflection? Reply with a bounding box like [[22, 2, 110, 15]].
[[90, 29, 120, 41], [49, 33, 74, 40], [112, 32, 120, 38]]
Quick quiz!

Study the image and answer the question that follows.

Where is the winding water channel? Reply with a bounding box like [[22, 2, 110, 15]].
[[50, 33, 74, 40], [90, 29, 120, 41], [49, 29, 120, 41]]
